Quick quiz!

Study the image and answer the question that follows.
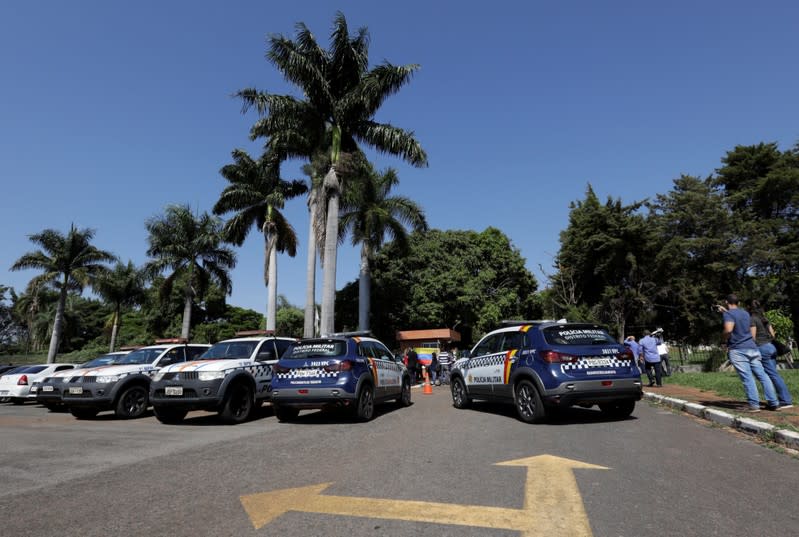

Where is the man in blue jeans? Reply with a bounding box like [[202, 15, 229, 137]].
[[718, 294, 779, 412]]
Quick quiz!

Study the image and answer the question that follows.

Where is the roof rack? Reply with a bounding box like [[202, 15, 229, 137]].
[[323, 330, 373, 338], [154, 338, 187, 344], [234, 330, 275, 337], [499, 320, 556, 327]]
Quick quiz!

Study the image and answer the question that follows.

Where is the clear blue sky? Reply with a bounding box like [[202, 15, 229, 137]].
[[2, 0, 798, 316]]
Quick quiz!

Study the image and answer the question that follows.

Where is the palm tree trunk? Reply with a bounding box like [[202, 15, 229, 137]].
[[266, 244, 277, 331], [358, 244, 371, 331], [109, 306, 120, 352], [46, 281, 68, 364], [304, 200, 318, 338], [180, 265, 194, 340], [320, 167, 340, 336]]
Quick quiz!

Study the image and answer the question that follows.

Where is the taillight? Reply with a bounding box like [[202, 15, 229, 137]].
[[617, 349, 634, 361], [17, 375, 28, 386], [540, 351, 577, 364], [324, 360, 352, 372]]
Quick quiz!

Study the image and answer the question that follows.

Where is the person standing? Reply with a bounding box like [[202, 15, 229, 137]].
[[639, 331, 663, 387], [429, 352, 439, 385], [624, 336, 642, 374], [406, 348, 419, 384], [749, 300, 793, 409], [718, 294, 779, 412], [437, 347, 452, 385]]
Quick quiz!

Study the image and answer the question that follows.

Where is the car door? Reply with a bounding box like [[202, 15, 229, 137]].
[[253, 339, 278, 396], [492, 331, 524, 399], [462, 334, 502, 398], [371, 340, 401, 400]]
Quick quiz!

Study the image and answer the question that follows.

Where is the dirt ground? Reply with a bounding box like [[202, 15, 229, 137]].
[[646, 383, 799, 430]]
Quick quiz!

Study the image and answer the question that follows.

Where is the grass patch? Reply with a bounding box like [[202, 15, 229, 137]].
[[663, 370, 799, 400]]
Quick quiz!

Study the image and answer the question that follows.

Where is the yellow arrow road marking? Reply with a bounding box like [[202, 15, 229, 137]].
[[240, 455, 609, 537]]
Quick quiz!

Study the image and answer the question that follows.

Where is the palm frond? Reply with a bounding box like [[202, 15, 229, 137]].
[[355, 121, 428, 167]]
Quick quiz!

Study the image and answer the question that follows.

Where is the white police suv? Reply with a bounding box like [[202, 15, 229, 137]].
[[149, 332, 296, 424], [61, 341, 210, 419], [450, 321, 642, 423]]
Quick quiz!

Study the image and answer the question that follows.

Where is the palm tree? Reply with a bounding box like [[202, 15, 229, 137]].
[[237, 11, 428, 335], [95, 261, 147, 351], [340, 165, 427, 330], [145, 205, 236, 340], [214, 150, 307, 331], [10, 225, 116, 363]]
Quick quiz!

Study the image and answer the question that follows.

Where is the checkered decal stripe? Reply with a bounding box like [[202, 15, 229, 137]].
[[560, 356, 629, 371], [274, 368, 337, 380], [247, 364, 273, 377], [466, 353, 507, 369]]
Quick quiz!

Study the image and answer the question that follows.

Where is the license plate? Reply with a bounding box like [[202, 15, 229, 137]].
[[0, 390, 8, 395], [585, 358, 613, 366], [68, 387, 83, 395], [296, 369, 320, 378], [43, 386, 54, 392], [165, 386, 183, 396]]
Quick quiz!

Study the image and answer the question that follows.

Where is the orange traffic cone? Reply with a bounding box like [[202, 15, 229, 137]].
[[422, 366, 433, 395]]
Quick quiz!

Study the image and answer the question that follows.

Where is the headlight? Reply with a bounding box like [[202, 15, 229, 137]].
[[198, 371, 226, 381], [96, 375, 120, 384]]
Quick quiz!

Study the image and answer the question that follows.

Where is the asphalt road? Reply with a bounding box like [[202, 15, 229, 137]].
[[1, 387, 798, 537]]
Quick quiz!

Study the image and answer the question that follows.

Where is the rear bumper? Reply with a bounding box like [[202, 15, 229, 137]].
[[272, 387, 357, 408], [543, 378, 642, 407]]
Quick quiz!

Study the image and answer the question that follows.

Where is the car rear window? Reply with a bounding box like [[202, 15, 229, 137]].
[[285, 341, 348, 359], [542, 326, 617, 345]]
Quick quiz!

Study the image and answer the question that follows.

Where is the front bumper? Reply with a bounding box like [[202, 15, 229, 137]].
[[150, 379, 225, 410], [61, 382, 117, 408]]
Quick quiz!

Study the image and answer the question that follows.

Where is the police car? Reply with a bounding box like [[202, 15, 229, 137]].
[[149, 333, 296, 424], [271, 332, 412, 422], [33, 351, 130, 410], [61, 341, 210, 419], [449, 321, 642, 423]]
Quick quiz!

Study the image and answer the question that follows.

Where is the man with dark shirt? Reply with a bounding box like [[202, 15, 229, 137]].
[[406, 348, 419, 384]]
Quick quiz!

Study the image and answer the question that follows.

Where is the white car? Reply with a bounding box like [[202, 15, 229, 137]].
[[0, 364, 78, 404]]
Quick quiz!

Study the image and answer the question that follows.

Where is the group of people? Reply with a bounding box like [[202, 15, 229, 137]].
[[402, 347, 456, 386], [625, 294, 793, 412], [717, 294, 793, 412]]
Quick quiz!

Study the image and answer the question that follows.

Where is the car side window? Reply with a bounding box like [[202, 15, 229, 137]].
[[159, 347, 186, 367], [274, 339, 292, 358], [371, 341, 393, 361], [186, 346, 207, 360], [500, 332, 523, 352], [472, 334, 500, 357], [256, 341, 276, 361], [55, 365, 73, 372], [357, 341, 374, 358]]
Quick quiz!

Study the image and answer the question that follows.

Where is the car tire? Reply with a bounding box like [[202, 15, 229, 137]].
[[70, 407, 99, 420], [114, 385, 149, 419], [514, 379, 546, 424], [274, 404, 300, 422], [450, 377, 471, 409], [154, 406, 188, 424], [599, 400, 636, 419], [355, 383, 375, 421], [396, 378, 412, 407], [219, 382, 253, 424]]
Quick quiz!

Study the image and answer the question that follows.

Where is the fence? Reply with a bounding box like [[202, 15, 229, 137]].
[[669, 344, 797, 372]]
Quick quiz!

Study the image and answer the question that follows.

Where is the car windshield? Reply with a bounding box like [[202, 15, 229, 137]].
[[81, 355, 120, 368], [543, 326, 617, 346], [284, 341, 348, 359], [198, 341, 257, 360], [115, 348, 167, 365]]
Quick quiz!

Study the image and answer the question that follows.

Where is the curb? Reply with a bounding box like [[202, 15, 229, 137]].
[[643, 392, 799, 450]]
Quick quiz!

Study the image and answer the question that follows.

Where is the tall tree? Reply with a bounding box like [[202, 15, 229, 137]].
[[10, 225, 115, 362], [145, 205, 236, 340], [238, 11, 428, 335], [94, 261, 147, 352], [214, 150, 307, 331], [339, 164, 427, 330]]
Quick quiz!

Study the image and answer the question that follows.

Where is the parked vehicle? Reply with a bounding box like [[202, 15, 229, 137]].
[[0, 364, 78, 404], [150, 333, 296, 424], [450, 320, 642, 423], [34, 351, 130, 410], [271, 331, 412, 422], [61, 341, 210, 419]]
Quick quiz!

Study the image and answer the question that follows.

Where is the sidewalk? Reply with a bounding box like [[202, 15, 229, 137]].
[[642, 383, 799, 450]]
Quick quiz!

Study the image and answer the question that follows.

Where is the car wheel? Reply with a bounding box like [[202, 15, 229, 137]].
[[450, 377, 471, 409], [514, 379, 546, 424], [274, 404, 300, 422], [599, 400, 636, 419], [69, 407, 99, 420], [219, 382, 253, 424], [355, 384, 375, 421], [114, 385, 149, 418], [396, 378, 412, 407], [154, 406, 188, 424]]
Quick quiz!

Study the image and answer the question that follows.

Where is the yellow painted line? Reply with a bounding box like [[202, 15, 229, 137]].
[[240, 455, 609, 537]]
